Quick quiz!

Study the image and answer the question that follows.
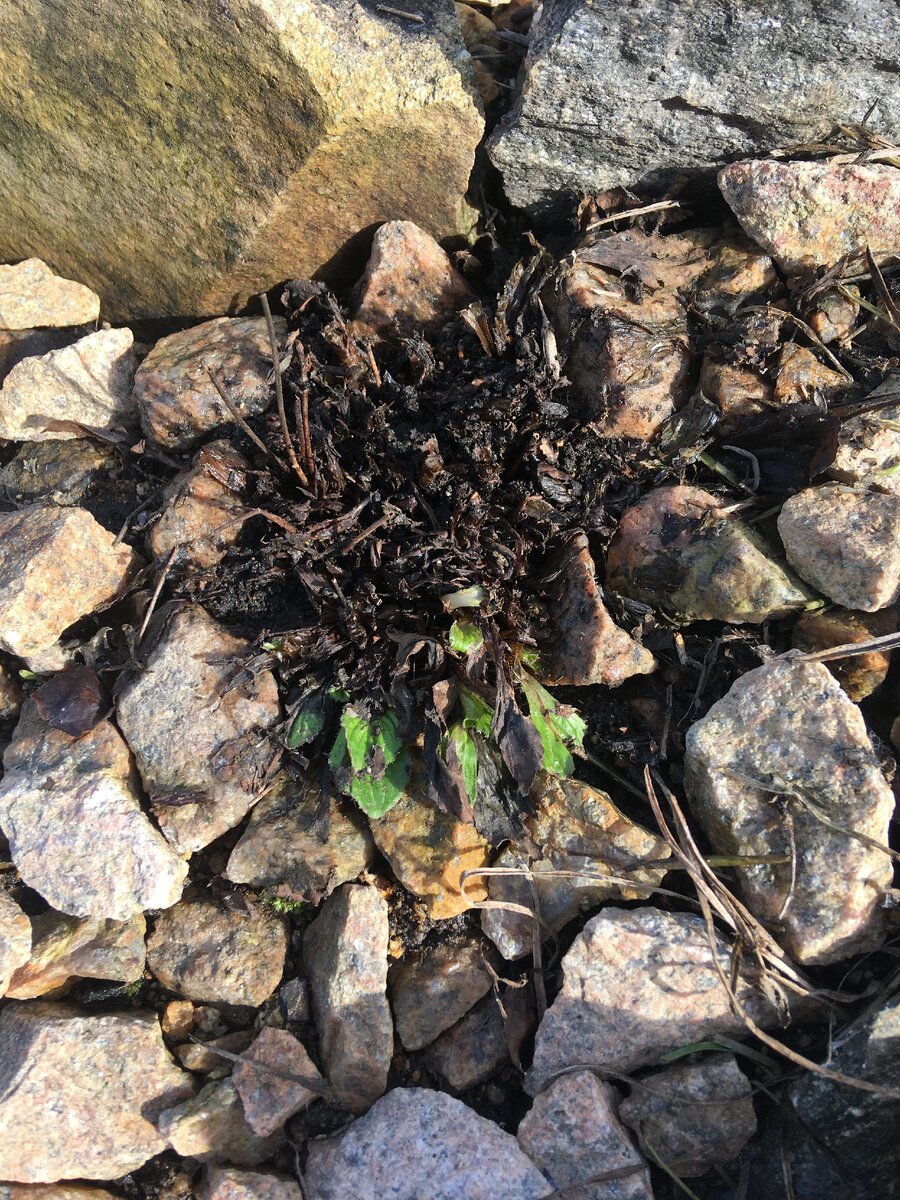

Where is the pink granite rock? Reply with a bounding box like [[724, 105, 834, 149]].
[[526, 907, 782, 1091], [304, 1088, 552, 1200], [6, 910, 146, 1000], [0, 892, 32, 997], [391, 937, 494, 1051], [719, 160, 900, 275], [517, 1071, 652, 1200], [684, 658, 894, 964], [828, 375, 900, 496], [0, 1003, 193, 1181], [424, 993, 509, 1092], [199, 1168, 303, 1200], [0, 259, 99, 330], [149, 440, 250, 569], [233, 1027, 323, 1136], [777, 483, 900, 611], [157, 1079, 280, 1166]]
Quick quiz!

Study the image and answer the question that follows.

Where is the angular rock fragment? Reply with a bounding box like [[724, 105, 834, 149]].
[[149, 440, 249, 568], [0, 505, 134, 660], [0, 259, 100, 330], [489, 0, 900, 214], [199, 1168, 303, 1200], [233, 1027, 323, 1136], [0, 328, 137, 441], [162, 999, 196, 1040], [719, 160, 900, 275], [304, 1088, 552, 1200], [526, 907, 782, 1091], [792, 605, 898, 701], [116, 604, 281, 853], [777, 483, 900, 611], [303, 883, 392, 1113], [809, 287, 859, 344], [391, 937, 494, 1051], [174, 1030, 254, 1077], [0, 705, 187, 920], [691, 232, 779, 301], [454, 2, 503, 105], [699, 356, 777, 432], [0, 1002, 193, 1181], [482, 772, 670, 961], [828, 376, 900, 496], [0, 892, 32, 997], [542, 534, 655, 686], [684, 658, 894, 964], [423, 993, 510, 1091], [146, 898, 287, 1008], [619, 1054, 757, 1179], [0, 1188, 121, 1200], [0, 439, 119, 508], [225, 773, 374, 902], [369, 779, 489, 919], [606, 485, 811, 623], [773, 342, 850, 406], [279, 977, 309, 1023], [353, 221, 472, 335], [0, 666, 22, 723], [0, 328, 84, 385], [6, 910, 146, 1000], [157, 1079, 280, 1166], [0, 1, 481, 320], [135, 316, 282, 450], [517, 1071, 652, 1200]]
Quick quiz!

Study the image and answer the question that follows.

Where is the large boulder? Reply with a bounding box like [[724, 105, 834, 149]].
[[0, 0, 482, 320], [488, 0, 900, 215]]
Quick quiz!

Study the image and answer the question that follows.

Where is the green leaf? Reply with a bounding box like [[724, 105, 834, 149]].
[[449, 722, 479, 802], [460, 688, 493, 737], [449, 619, 484, 655], [349, 751, 410, 818], [341, 710, 374, 772], [374, 711, 402, 766], [548, 707, 587, 751], [328, 727, 349, 771], [286, 703, 325, 749], [529, 703, 574, 776]]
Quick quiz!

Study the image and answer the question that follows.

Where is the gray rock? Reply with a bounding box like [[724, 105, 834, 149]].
[[146, 898, 287, 1008], [134, 317, 283, 451], [778, 483, 900, 611], [0, 1002, 193, 1181], [157, 1078, 280, 1166], [6, 910, 146, 1000], [517, 1071, 652, 1200], [232, 1026, 323, 1136], [0, 328, 137, 441], [279, 977, 309, 1024], [0, 505, 134, 660], [607, 485, 812, 623], [489, 0, 900, 215], [424, 993, 509, 1091], [684, 659, 894, 965], [391, 937, 494, 1051], [199, 1168, 303, 1200], [0, 439, 119, 507], [0, 891, 32, 997], [304, 1088, 552, 1200], [527, 907, 783, 1092], [303, 882, 392, 1113], [225, 773, 374, 903], [0, 705, 187, 920], [618, 1054, 757, 1178], [0, 259, 100, 330], [116, 604, 281, 854]]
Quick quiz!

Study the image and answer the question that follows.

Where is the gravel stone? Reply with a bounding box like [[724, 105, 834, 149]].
[[517, 1072, 652, 1200], [0, 328, 136, 441], [792, 605, 898, 701], [482, 773, 670, 961], [827, 375, 900, 496], [543, 534, 655, 687], [232, 1027, 323, 1136], [777, 483, 900, 611], [0, 705, 187, 920], [607, 485, 812, 623], [199, 1168, 303, 1200], [0, 1188, 120, 1200], [0, 328, 85, 385], [424, 993, 509, 1092], [391, 938, 494, 1051], [149, 441, 250, 568], [146, 898, 287, 1008], [0, 665, 23, 722], [303, 883, 392, 1113], [134, 316, 284, 450], [0, 259, 100, 329], [0, 505, 134, 660], [619, 1054, 757, 1178], [225, 773, 374, 903], [6, 910, 146, 1000], [684, 658, 894, 964], [174, 1030, 254, 1077], [527, 907, 782, 1091], [773, 342, 850, 406], [304, 1088, 553, 1200], [353, 221, 472, 335], [116, 604, 281, 853], [719, 160, 900, 275], [157, 1079, 280, 1166], [0, 1002, 193, 1181], [0, 440, 119, 508], [0, 892, 32, 997]]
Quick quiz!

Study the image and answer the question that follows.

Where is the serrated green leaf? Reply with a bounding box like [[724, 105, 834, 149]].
[[341, 710, 374, 772], [449, 722, 479, 802], [449, 619, 484, 655], [375, 711, 402, 766], [286, 704, 325, 749], [460, 687, 493, 737], [349, 751, 410, 818], [328, 727, 348, 770]]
